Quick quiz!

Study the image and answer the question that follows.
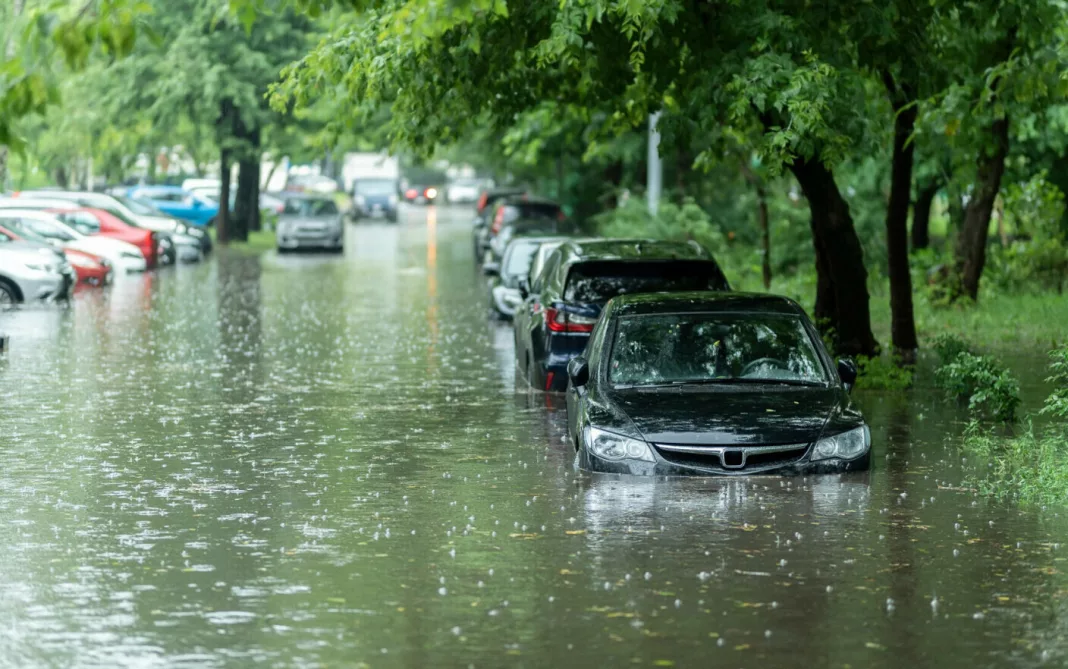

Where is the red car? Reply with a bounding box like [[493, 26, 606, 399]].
[[63, 248, 113, 286], [0, 224, 112, 286], [49, 207, 161, 268]]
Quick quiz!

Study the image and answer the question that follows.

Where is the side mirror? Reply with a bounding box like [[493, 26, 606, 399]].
[[482, 262, 500, 277], [837, 358, 858, 391], [568, 356, 590, 387], [518, 278, 530, 299]]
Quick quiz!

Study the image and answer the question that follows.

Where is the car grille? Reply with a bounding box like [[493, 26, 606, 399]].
[[653, 443, 809, 473]]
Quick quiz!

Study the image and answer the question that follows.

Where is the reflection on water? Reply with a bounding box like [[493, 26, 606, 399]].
[[0, 208, 1067, 668]]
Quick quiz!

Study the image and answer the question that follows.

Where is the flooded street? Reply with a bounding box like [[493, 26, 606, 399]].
[[2, 206, 1067, 669]]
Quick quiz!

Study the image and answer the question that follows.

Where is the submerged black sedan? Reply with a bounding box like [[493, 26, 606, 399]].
[[565, 292, 870, 476]]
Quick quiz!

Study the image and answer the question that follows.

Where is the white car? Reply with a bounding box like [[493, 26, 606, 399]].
[[0, 210, 147, 272], [15, 190, 205, 262], [446, 180, 483, 204]]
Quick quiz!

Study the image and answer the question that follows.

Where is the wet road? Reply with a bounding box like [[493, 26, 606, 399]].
[[1, 206, 1066, 668]]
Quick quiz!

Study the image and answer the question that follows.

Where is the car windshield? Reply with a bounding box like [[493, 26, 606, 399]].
[[565, 261, 728, 303], [355, 180, 396, 196], [283, 198, 338, 216], [503, 241, 541, 278], [610, 313, 829, 387]]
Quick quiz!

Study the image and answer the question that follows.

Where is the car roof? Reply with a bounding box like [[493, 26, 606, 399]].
[[279, 191, 334, 200], [0, 209, 63, 222], [0, 197, 79, 210], [609, 291, 807, 317], [499, 195, 560, 208], [559, 238, 708, 262], [132, 185, 184, 192]]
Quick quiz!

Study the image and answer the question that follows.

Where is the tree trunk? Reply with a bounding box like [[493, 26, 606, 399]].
[[788, 156, 879, 357], [603, 160, 623, 209], [884, 93, 919, 358], [218, 147, 231, 245], [55, 166, 69, 189], [233, 159, 256, 242], [911, 179, 939, 250], [953, 115, 1010, 301]]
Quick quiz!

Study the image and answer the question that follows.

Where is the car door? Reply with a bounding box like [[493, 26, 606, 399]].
[[566, 306, 607, 446], [522, 253, 562, 384]]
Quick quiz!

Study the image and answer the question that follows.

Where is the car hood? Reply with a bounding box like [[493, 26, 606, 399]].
[[0, 242, 66, 264], [610, 387, 843, 446], [68, 237, 142, 258], [280, 215, 340, 226], [132, 214, 181, 232]]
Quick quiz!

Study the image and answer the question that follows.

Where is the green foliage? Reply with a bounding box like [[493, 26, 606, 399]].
[[1040, 344, 1068, 419], [932, 333, 974, 364], [593, 197, 727, 261], [960, 420, 1068, 506], [855, 355, 913, 390], [935, 351, 1021, 422]]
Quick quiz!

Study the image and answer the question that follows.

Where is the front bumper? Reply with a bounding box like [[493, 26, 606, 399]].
[[19, 269, 73, 302], [277, 230, 344, 250], [354, 204, 397, 220], [579, 446, 871, 477]]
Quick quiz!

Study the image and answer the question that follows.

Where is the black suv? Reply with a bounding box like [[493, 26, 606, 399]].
[[476, 195, 561, 263], [513, 238, 731, 392]]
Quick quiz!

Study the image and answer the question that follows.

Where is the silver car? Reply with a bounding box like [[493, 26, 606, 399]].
[[276, 195, 344, 252], [0, 232, 75, 304]]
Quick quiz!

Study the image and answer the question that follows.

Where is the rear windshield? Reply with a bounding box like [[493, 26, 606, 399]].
[[510, 202, 561, 221], [503, 241, 541, 277], [355, 180, 396, 196], [284, 198, 339, 216], [564, 261, 729, 303]]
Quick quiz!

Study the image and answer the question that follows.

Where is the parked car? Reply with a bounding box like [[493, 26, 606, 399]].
[[477, 195, 563, 262], [0, 210, 147, 272], [15, 191, 206, 260], [276, 194, 344, 253], [513, 239, 731, 392], [126, 185, 219, 227], [353, 178, 400, 222], [445, 179, 483, 204], [61, 248, 113, 286], [565, 291, 869, 475], [49, 207, 169, 268], [486, 216, 580, 265], [0, 229, 75, 303], [484, 236, 569, 319], [472, 188, 528, 258]]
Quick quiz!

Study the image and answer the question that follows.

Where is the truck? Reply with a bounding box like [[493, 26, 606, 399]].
[[343, 152, 402, 222]]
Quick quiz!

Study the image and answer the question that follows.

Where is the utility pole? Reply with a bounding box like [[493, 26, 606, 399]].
[[647, 112, 663, 216]]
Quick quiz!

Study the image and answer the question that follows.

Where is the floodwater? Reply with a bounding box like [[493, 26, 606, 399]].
[[1, 206, 1066, 669]]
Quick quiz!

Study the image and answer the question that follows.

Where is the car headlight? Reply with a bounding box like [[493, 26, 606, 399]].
[[187, 227, 205, 238], [584, 427, 654, 462], [174, 222, 188, 235], [24, 262, 56, 273], [811, 425, 870, 461]]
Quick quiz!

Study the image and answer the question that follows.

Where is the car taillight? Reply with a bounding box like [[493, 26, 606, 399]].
[[491, 207, 505, 234], [544, 307, 595, 333], [405, 188, 418, 200], [477, 192, 488, 213], [425, 187, 438, 199]]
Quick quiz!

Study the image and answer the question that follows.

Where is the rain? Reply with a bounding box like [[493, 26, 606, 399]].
[[1, 207, 1066, 668]]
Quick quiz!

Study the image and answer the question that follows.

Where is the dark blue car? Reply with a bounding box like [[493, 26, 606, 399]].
[[352, 178, 399, 222], [513, 239, 731, 392]]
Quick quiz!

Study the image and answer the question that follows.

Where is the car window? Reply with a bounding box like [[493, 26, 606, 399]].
[[503, 241, 540, 278], [565, 261, 729, 304], [609, 313, 829, 387], [515, 202, 562, 220], [25, 219, 77, 242], [355, 180, 396, 196], [284, 198, 339, 216], [0, 230, 10, 243], [60, 212, 101, 235]]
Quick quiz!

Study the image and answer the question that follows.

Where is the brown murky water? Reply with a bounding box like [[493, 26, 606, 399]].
[[1, 206, 1066, 668]]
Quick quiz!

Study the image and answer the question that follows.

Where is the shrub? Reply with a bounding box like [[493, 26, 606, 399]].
[[1040, 344, 1068, 419], [931, 333, 973, 364], [855, 354, 913, 390], [935, 351, 1021, 421]]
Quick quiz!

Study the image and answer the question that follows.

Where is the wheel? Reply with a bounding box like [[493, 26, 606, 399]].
[[0, 278, 21, 304]]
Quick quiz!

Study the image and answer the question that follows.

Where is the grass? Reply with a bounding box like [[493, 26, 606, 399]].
[[207, 228, 277, 254], [960, 421, 1068, 507]]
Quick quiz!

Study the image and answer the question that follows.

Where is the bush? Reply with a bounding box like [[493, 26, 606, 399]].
[[932, 333, 973, 364], [935, 351, 1021, 421], [855, 354, 913, 390], [1040, 344, 1068, 419], [961, 420, 1068, 506]]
